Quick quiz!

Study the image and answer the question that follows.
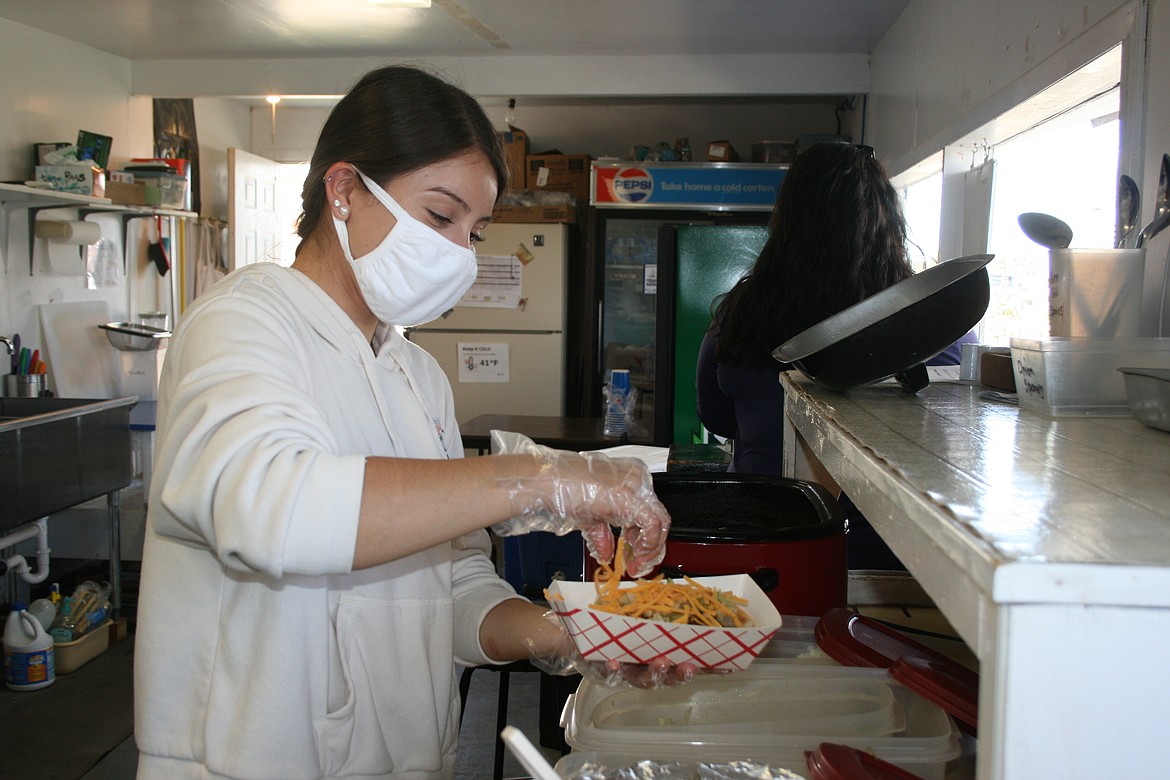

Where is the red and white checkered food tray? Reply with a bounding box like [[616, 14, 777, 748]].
[[547, 574, 783, 671]]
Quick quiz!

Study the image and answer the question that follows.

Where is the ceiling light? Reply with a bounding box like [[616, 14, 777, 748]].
[[367, 0, 432, 7], [266, 95, 281, 105]]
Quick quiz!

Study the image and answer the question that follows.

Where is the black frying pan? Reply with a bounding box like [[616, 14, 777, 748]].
[[772, 254, 993, 392]]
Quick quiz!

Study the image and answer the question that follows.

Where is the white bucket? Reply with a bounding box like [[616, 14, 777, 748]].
[[1049, 248, 1146, 337]]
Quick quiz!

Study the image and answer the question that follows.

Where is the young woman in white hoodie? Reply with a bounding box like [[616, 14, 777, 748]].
[[134, 64, 672, 780]]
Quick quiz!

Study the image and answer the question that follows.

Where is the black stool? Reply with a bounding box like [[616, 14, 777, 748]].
[[458, 661, 573, 780]]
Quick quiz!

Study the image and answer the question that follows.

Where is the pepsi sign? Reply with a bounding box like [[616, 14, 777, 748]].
[[610, 167, 654, 203], [591, 162, 786, 210]]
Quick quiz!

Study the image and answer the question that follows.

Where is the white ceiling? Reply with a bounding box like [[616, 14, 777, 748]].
[[0, 0, 909, 61], [0, 0, 911, 107]]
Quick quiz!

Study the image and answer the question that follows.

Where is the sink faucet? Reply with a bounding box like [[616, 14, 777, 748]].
[[0, 336, 13, 357]]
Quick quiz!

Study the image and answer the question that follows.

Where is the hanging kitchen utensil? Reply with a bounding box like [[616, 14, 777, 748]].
[[1017, 212, 1073, 249], [1117, 174, 1140, 248], [773, 254, 993, 393], [1155, 153, 1170, 337], [1136, 153, 1170, 249], [147, 216, 170, 276]]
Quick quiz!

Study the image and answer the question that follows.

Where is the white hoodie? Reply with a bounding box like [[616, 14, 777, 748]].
[[134, 263, 522, 779]]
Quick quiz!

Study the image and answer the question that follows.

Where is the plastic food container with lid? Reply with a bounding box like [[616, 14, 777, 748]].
[[558, 662, 960, 779], [556, 608, 977, 780]]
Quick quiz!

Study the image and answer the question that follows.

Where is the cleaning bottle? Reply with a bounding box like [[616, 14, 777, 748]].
[[3, 603, 56, 691]]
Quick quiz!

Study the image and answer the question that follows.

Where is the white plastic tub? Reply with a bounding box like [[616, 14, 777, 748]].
[[1048, 248, 1146, 337], [559, 661, 960, 780]]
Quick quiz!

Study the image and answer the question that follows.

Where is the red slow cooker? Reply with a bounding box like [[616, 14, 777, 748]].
[[587, 472, 848, 617]]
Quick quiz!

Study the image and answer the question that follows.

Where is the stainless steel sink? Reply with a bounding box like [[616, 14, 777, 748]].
[[0, 396, 137, 532]]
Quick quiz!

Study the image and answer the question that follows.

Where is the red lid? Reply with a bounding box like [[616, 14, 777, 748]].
[[805, 742, 925, 780], [815, 608, 978, 733], [891, 655, 978, 734]]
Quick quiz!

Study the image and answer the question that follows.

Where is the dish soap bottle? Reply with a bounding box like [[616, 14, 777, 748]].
[[3, 603, 56, 691]]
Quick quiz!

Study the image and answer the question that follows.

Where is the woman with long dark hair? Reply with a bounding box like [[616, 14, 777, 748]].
[[697, 143, 969, 476]]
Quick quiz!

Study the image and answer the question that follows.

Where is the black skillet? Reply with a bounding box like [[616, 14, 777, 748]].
[[772, 254, 993, 393]]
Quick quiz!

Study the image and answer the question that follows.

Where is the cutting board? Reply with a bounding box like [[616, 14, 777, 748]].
[[38, 301, 121, 398]]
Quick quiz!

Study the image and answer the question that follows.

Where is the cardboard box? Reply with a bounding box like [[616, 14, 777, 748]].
[[492, 203, 578, 224], [105, 180, 152, 206], [526, 154, 592, 205], [497, 127, 529, 191], [706, 140, 740, 162], [34, 164, 105, 197]]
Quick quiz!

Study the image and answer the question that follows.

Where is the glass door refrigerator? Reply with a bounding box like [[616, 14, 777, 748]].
[[582, 161, 786, 444]]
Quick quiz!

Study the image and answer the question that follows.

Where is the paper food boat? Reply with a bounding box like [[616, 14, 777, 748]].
[[547, 574, 782, 671]]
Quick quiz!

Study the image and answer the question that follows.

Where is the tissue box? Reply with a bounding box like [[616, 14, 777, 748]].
[[35, 164, 105, 197]]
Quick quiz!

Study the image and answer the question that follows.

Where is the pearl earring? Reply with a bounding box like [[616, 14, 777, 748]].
[[338, 205, 349, 216]]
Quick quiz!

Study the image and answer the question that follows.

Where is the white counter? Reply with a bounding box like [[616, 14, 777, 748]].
[[780, 372, 1170, 780]]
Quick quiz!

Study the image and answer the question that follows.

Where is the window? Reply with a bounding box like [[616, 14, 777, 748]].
[[896, 44, 1123, 346], [982, 88, 1120, 344], [901, 170, 943, 272]]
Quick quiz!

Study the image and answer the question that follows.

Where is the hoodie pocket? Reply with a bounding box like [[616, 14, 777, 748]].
[[314, 593, 458, 776]]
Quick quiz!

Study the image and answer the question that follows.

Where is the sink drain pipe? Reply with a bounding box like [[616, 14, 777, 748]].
[[0, 517, 51, 585]]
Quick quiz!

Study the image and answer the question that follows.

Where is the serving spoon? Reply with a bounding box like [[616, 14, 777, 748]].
[[1136, 154, 1170, 248], [1018, 212, 1073, 249], [1117, 174, 1140, 248]]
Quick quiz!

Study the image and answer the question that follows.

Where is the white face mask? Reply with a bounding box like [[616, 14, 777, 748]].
[[334, 170, 478, 326]]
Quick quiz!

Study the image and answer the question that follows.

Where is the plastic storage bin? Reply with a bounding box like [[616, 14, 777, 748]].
[[558, 661, 961, 780], [502, 531, 584, 599], [1010, 336, 1170, 416], [54, 620, 111, 674]]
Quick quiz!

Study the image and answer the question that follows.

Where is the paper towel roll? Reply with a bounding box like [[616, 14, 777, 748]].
[[35, 219, 102, 244]]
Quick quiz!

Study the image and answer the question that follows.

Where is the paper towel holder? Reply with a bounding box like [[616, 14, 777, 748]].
[[34, 214, 102, 275]]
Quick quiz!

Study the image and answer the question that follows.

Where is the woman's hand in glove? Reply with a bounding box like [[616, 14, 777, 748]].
[[528, 609, 704, 689], [490, 431, 670, 578]]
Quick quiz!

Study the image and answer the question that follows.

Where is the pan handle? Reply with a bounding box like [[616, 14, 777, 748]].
[[660, 565, 779, 593], [895, 363, 929, 393]]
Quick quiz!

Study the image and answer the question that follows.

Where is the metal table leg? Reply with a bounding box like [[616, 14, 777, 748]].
[[107, 490, 122, 617]]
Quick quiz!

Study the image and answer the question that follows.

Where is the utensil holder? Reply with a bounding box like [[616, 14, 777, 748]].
[[1049, 248, 1146, 337], [3, 374, 48, 397]]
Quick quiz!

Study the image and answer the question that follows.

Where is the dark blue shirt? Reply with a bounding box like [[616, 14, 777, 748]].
[[695, 328, 977, 475]]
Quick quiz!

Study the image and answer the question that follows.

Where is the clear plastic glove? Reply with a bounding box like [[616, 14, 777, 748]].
[[528, 610, 705, 690], [490, 430, 670, 578]]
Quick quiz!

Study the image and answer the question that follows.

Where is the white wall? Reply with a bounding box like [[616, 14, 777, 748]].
[[0, 17, 250, 350]]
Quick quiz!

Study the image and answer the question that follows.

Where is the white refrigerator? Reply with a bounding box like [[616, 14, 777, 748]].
[[407, 222, 568, 427]]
